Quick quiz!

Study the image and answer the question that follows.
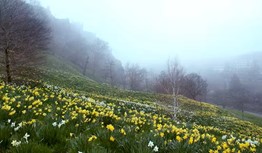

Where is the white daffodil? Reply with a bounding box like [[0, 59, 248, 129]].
[[153, 146, 159, 152], [11, 122, 15, 128], [246, 139, 252, 144], [222, 135, 227, 140], [18, 122, 22, 127], [11, 140, 21, 147], [253, 141, 259, 145], [23, 133, 30, 143], [14, 126, 20, 131], [58, 123, 62, 128], [52, 122, 57, 127], [61, 120, 65, 125], [148, 141, 154, 148], [7, 119, 11, 123]]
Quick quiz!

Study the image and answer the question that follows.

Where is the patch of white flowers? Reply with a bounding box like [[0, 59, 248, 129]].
[[52, 120, 66, 128], [10, 133, 30, 147], [246, 139, 259, 145], [11, 140, 21, 147], [14, 122, 23, 131], [7, 119, 23, 132], [148, 141, 159, 152]]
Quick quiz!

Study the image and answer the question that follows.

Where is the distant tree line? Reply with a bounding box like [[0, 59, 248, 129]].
[[48, 15, 125, 87], [207, 54, 262, 114], [120, 59, 208, 102]]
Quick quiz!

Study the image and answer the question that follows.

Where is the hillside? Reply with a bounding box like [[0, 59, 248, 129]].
[[0, 55, 262, 153]]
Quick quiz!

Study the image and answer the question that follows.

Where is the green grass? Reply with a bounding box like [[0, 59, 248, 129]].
[[227, 109, 262, 127]]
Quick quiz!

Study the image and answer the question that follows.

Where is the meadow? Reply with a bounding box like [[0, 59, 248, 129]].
[[0, 56, 261, 153], [0, 79, 262, 153]]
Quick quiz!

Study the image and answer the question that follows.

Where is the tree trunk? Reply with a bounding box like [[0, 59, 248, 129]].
[[241, 109, 244, 120], [241, 103, 244, 120], [4, 48, 12, 83], [83, 56, 89, 75], [173, 87, 178, 119]]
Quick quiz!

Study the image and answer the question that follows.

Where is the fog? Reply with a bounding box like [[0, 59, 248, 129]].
[[39, 0, 262, 70]]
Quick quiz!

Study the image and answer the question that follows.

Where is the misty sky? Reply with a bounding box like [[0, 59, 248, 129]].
[[39, 0, 262, 68]]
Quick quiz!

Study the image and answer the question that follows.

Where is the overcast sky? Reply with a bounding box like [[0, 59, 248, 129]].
[[39, 0, 262, 68]]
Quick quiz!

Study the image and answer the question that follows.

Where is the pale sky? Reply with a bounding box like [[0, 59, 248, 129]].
[[39, 0, 262, 69]]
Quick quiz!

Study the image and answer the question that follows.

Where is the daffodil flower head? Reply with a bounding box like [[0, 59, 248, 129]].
[[153, 146, 159, 152], [106, 124, 115, 132], [11, 122, 15, 128], [23, 133, 30, 143], [222, 135, 227, 140], [148, 141, 154, 148]]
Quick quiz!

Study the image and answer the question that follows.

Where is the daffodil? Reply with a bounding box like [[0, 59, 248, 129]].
[[159, 132, 164, 137], [109, 136, 115, 142], [176, 135, 182, 142], [88, 135, 97, 142], [188, 137, 193, 144], [52, 122, 57, 127], [211, 137, 216, 143], [120, 128, 126, 135], [106, 124, 115, 132], [153, 146, 159, 152], [9, 110, 16, 116], [23, 133, 30, 143], [11, 140, 21, 147], [11, 122, 15, 128], [148, 141, 154, 148], [222, 135, 227, 140]]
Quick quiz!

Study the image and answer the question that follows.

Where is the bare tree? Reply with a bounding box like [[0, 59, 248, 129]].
[[103, 58, 115, 85], [82, 55, 89, 75], [125, 63, 147, 91], [0, 0, 50, 83], [228, 74, 249, 116], [89, 38, 108, 76], [181, 73, 208, 100], [153, 58, 184, 116], [107, 59, 115, 85], [154, 71, 172, 94], [166, 58, 184, 118]]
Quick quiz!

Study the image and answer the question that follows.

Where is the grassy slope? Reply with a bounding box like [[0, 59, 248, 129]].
[[227, 109, 262, 127], [41, 55, 262, 125], [1, 54, 262, 152], [26, 55, 262, 130]]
